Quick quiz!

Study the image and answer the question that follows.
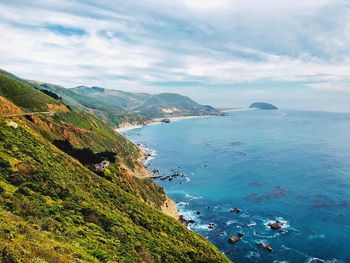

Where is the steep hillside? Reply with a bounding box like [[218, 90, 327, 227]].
[[72, 86, 221, 118], [0, 96, 24, 116], [29, 81, 146, 127], [133, 93, 220, 118], [0, 119, 229, 262], [0, 71, 67, 113], [0, 70, 230, 262], [25, 79, 221, 126]]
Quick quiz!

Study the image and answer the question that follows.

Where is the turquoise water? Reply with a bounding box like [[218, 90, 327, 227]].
[[124, 110, 350, 262]]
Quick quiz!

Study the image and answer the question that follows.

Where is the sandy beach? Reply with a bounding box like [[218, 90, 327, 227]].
[[115, 115, 213, 133], [220, 108, 256, 112], [115, 109, 258, 132]]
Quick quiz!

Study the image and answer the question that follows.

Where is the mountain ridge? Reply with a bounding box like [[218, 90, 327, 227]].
[[71, 86, 222, 118], [25, 78, 221, 127]]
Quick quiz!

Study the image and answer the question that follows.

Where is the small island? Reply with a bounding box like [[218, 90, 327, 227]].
[[249, 102, 278, 110]]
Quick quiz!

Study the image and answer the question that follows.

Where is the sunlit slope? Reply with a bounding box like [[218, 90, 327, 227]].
[[0, 69, 230, 262]]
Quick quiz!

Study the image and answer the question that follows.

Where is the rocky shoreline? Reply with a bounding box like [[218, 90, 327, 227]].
[[122, 114, 290, 238], [125, 125, 296, 260], [135, 142, 180, 220]]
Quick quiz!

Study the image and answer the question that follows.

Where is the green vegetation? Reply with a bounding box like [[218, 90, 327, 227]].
[[23, 109, 165, 208], [0, 118, 229, 263], [28, 81, 145, 127], [0, 70, 231, 262], [0, 71, 61, 112], [28, 80, 220, 125], [72, 87, 221, 118], [27, 109, 140, 166]]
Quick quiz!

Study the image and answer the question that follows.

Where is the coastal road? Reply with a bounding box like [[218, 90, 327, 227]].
[[1, 112, 55, 117]]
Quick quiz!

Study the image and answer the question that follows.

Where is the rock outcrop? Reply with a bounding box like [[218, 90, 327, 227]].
[[268, 220, 284, 230], [259, 242, 273, 252], [161, 196, 179, 219], [228, 236, 240, 244]]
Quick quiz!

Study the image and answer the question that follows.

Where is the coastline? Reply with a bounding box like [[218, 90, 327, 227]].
[[115, 115, 212, 133], [220, 108, 255, 113], [115, 109, 257, 133], [133, 135, 180, 220], [115, 110, 246, 220]]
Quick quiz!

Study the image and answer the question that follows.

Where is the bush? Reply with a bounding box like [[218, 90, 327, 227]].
[[53, 140, 117, 165], [37, 88, 62, 100], [0, 158, 10, 169]]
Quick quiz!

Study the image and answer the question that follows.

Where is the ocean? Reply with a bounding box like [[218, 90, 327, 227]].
[[123, 110, 350, 263]]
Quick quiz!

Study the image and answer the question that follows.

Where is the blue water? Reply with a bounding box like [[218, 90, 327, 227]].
[[124, 110, 350, 263]]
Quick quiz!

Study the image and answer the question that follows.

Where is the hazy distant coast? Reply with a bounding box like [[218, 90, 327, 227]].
[[220, 108, 257, 113], [115, 115, 212, 132], [116, 108, 260, 132]]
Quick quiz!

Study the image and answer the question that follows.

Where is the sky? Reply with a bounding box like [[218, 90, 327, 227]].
[[0, 0, 350, 111]]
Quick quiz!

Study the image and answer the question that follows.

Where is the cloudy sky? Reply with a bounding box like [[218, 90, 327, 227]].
[[1, 0, 350, 111]]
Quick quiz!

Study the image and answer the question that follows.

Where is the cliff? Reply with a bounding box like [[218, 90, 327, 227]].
[[0, 70, 230, 262]]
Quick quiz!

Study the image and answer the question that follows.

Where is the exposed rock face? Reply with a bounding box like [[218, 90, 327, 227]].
[[228, 232, 244, 244], [208, 223, 215, 230], [94, 160, 110, 171], [0, 96, 24, 115], [249, 102, 278, 110], [268, 220, 284, 230], [179, 215, 195, 226], [161, 118, 170, 123], [6, 121, 18, 128], [259, 243, 273, 252], [228, 236, 240, 244], [161, 196, 179, 219], [229, 208, 241, 213], [237, 232, 245, 238]]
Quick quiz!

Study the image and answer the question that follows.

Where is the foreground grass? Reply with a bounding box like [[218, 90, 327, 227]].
[[0, 119, 230, 262]]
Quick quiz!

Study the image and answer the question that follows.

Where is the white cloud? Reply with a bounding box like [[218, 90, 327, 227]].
[[307, 82, 350, 92], [0, 0, 350, 111], [183, 0, 230, 10]]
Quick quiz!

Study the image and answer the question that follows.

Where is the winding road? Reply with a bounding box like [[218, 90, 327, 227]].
[[1, 112, 55, 117]]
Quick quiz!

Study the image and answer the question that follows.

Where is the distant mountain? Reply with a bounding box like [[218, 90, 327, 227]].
[[26, 81, 221, 127], [249, 102, 278, 110], [71, 86, 221, 118]]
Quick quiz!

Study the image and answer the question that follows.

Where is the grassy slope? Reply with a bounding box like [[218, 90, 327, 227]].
[[0, 96, 24, 115], [0, 72, 62, 112], [133, 93, 201, 118], [0, 118, 229, 263], [0, 70, 231, 262], [28, 82, 145, 127], [72, 87, 220, 118], [2, 72, 166, 208], [26, 110, 167, 208]]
